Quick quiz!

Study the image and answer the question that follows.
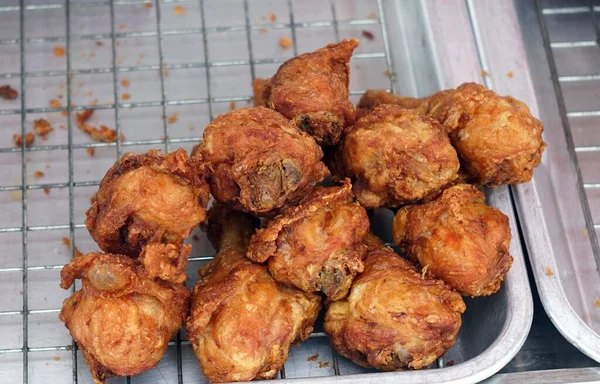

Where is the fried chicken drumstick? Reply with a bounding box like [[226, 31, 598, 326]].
[[357, 83, 546, 186], [186, 206, 321, 382], [324, 235, 465, 370], [247, 180, 370, 300], [334, 104, 460, 209], [193, 107, 328, 216], [393, 184, 513, 297], [85, 149, 209, 260], [253, 39, 358, 146], [59, 252, 190, 384]]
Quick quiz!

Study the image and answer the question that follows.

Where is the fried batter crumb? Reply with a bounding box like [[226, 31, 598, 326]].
[[229, 101, 236, 110], [119, 23, 126, 30], [53, 46, 66, 57], [268, 12, 277, 22], [75, 109, 94, 128], [14, 132, 35, 147], [259, 27, 268, 34], [95, 41, 103, 47], [34, 170, 44, 178], [480, 69, 489, 77], [383, 70, 391, 78], [86, 147, 95, 157], [307, 354, 319, 362], [318, 361, 330, 368], [43, 188, 50, 195], [167, 113, 179, 124], [174, 5, 185, 15], [506, 70, 514, 78], [279, 34, 293, 50], [367, 12, 377, 19], [121, 78, 130, 88], [595, 298, 600, 308], [144, 2, 153, 8], [76, 109, 124, 143], [121, 93, 131, 101], [545, 266, 554, 277], [361, 30, 375, 40], [62, 237, 84, 258], [0, 85, 18, 100], [33, 119, 54, 137], [53, 356, 61, 361]]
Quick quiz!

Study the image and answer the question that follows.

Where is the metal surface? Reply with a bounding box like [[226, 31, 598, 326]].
[[510, 0, 600, 362], [0, 0, 534, 383]]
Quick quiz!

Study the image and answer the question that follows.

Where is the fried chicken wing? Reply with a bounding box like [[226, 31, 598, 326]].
[[324, 235, 465, 370], [393, 184, 513, 296], [356, 83, 546, 186], [59, 252, 190, 384], [187, 207, 321, 382], [335, 105, 460, 209], [193, 107, 328, 216], [254, 39, 358, 146], [247, 180, 369, 300], [85, 148, 209, 260]]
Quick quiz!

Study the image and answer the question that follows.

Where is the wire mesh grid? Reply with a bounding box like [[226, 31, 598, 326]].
[[535, 0, 600, 268], [0, 1, 396, 383]]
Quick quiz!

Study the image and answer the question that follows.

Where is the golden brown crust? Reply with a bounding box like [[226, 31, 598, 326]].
[[392, 184, 513, 296], [336, 105, 460, 209], [187, 212, 321, 383], [85, 148, 210, 257], [138, 243, 191, 284], [356, 84, 546, 186], [247, 180, 370, 300], [257, 39, 359, 146], [324, 240, 465, 371], [59, 252, 190, 383], [194, 107, 328, 216], [356, 90, 424, 119]]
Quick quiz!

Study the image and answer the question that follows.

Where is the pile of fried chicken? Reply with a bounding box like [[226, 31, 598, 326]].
[[58, 39, 545, 383]]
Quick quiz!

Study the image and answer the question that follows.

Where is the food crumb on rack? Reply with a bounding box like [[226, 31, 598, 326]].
[[545, 266, 554, 277], [53, 46, 66, 57], [76, 109, 124, 143], [95, 41, 103, 47], [121, 93, 131, 101], [595, 298, 600, 308], [268, 12, 277, 22], [361, 30, 375, 41], [506, 70, 514, 78], [480, 69, 489, 77], [259, 28, 268, 34], [318, 361, 330, 368], [43, 188, 50, 195], [229, 101, 236, 110], [447, 360, 455, 366], [583, 228, 588, 237], [0, 85, 18, 100], [119, 23, 127, 30], [384, 70, 391, 78], [53, 356, 61, 361], [121, 78, 130, 88], [144, 2, 153, 8], [367, 11, 377, 19], [33, 118, 54, 138], [167, 113, 179, 124], [14, 132, 35, 148], [307, 354, 319, 361], [174, 5, 185, 16], [34, 170, 45, 178], [62, 237, 84, 258], [279, 34, 293, 50], [87, 147, 95, 157]]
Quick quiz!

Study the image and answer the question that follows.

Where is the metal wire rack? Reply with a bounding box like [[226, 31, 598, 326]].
[[0, 1, 395, 383], [535, 0, 600, 267]]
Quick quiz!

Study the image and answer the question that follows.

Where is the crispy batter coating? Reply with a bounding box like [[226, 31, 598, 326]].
[[85, 148, 209, 259], [187, 208, 321, 382], [59, 252, 190, 384], [194, 107, 328, 216], [254, 39, 358, 146], [247, 180, 370, 300], [356, 83, 546, 186], [393, 184, 513, 296], [324, 236, 465, 370], [139, 243, 191, 284], [335, 105, 460, 209]]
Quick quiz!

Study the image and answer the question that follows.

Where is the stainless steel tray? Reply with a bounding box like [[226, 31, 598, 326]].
[[0, 0, 534, 383]]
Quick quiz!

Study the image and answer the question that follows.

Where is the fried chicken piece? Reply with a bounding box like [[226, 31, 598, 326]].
[[59, 252, 190, 384], [254, 39, 358, 146], [335, 105, 460, 209], [86, 148, 209, 259], [393, 184, 513, 296], [356, 83, 546, 186], [324, 235, 465, 370], [247, 180, 369, 300], [194, 107, 328, 216], [187, 207, 321, 382]]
